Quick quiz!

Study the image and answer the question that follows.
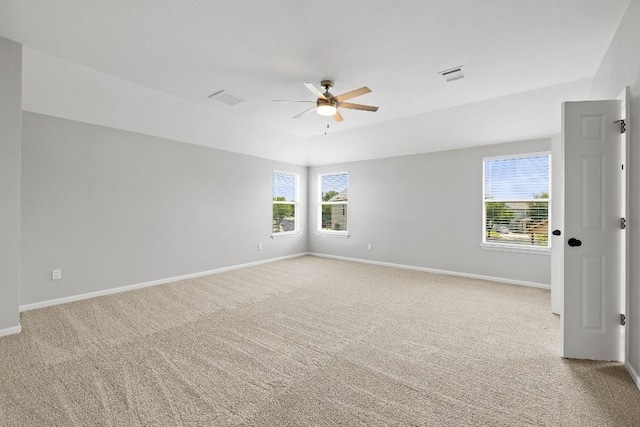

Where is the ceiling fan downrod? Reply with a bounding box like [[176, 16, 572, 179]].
[[321, 80, 334, 97]]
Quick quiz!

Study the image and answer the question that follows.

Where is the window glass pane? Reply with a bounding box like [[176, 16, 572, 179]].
[[321, 173, 348, 202], [272, 171, 298, 234], [484, 155, 549, 200], [321, 203, 347, 231], [273, 204, 296, 233], [484, 154, 550, 248], [485, 201, 549, 246], [273, 171, 296, 202]]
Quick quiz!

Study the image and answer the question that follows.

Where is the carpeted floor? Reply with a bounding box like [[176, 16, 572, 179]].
[[1, 256, 639, 426]]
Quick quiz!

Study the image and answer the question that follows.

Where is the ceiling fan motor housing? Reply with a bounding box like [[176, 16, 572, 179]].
[[317, 99, 337, 108]]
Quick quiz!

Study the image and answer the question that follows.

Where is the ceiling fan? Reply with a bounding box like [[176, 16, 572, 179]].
[[273, 80, 379, 122]]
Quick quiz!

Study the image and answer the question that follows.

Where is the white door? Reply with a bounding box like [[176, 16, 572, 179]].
[[561, 100, 624, 361]]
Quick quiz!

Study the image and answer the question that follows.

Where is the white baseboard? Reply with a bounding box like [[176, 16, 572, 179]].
[[18, 251, 549, 312], [627, 361, 640, 391], [19, 253, 309, 312], [0, 324, 22, 338], [308, 252, 551, 290]]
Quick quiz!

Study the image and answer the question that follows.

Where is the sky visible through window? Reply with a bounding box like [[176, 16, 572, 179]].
[[273, 171, 296, 202], [321, 173, 349, 199], [484, 155, 549, 200]]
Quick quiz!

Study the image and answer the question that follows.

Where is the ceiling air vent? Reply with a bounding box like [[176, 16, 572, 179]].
[[439, 66, 466, 82], [208, 90, 246, 106]]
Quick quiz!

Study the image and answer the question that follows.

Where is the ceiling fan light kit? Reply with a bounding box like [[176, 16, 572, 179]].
[[316, 100, 337, 116], [274, 79, 379, 122]]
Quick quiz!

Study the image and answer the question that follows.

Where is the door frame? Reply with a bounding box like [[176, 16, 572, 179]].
[[619, 86, 630, 365]]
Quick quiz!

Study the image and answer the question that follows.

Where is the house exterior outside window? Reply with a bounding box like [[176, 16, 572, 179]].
[[483, 153, 550, 250]]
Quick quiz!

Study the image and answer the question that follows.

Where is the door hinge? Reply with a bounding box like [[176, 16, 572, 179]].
[[614, 119, 626, 133], [621, 314, 626, 326], [621, 217, 626, 229]]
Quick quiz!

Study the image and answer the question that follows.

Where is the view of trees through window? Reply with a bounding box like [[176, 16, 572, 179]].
[[272, 171, 297, 234], [319, 173, 348, 232], [484, 155, 550, 247]]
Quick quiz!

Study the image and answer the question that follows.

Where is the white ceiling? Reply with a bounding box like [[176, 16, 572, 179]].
[[0, 0, 631, 165]]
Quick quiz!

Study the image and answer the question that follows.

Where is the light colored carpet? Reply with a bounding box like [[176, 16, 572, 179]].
[[1, 256, 639, 426]]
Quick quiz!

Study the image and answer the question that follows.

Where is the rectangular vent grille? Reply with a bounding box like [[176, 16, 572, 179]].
[[208, 90, 246, 106], [439, 66, 466, 82]]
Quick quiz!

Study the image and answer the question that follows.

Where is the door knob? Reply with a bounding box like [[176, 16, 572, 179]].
[[552, 230, 561, 236], [568, 238, 582, 247]]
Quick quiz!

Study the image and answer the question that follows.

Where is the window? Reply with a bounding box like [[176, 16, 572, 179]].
[[272, 171, 299, 235], [483, 153, 550, 249], [318, 172, 349, 234]]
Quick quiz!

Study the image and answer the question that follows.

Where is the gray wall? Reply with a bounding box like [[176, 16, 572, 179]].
[[309, 139, 551, 285], [0, 37, 21, 332], [590, 0, 640, 382], [21, 112, 307, 306]]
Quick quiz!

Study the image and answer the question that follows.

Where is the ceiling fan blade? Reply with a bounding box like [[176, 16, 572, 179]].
[[292, 106, 316, 119], [273, 99, 315, 103], [338, 102, 379, 112], [333, 86, 371, 102], [333, 110, 344, 122], [303, 82, 327, 100]]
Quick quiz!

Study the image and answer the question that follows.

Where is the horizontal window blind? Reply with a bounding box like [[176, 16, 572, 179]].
[[484, 155, 549, 201], [273, 171, 297, 202]]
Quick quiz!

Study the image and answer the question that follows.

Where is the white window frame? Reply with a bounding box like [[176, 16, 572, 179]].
[[481, 152, 551, 254], [272, 170, 300, 238], [317, 171, 349, 237]]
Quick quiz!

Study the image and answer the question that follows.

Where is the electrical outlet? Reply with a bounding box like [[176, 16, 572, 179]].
[[367, 243, 372, 250], [52, 269, 62, 280], [258, 243, 262, 250]]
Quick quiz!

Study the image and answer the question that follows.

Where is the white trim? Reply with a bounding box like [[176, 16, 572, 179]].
[[480, 243, 551, 255], [626, 361, 640, 391], [482, 151, 551, 162], [308, 252, 550, 290], [19, 253, 309, 312], [271, 232, 301, 239], [318, 170, 349, 176], [619, 86, 631, 373], [0, 324, 22, 337], [316, 231, 350, 238]]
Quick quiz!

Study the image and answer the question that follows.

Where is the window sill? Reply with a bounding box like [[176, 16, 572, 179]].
[[271, 232, 301, 239], [480, 243, 551, 255], [317, 231, 350, 239]]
